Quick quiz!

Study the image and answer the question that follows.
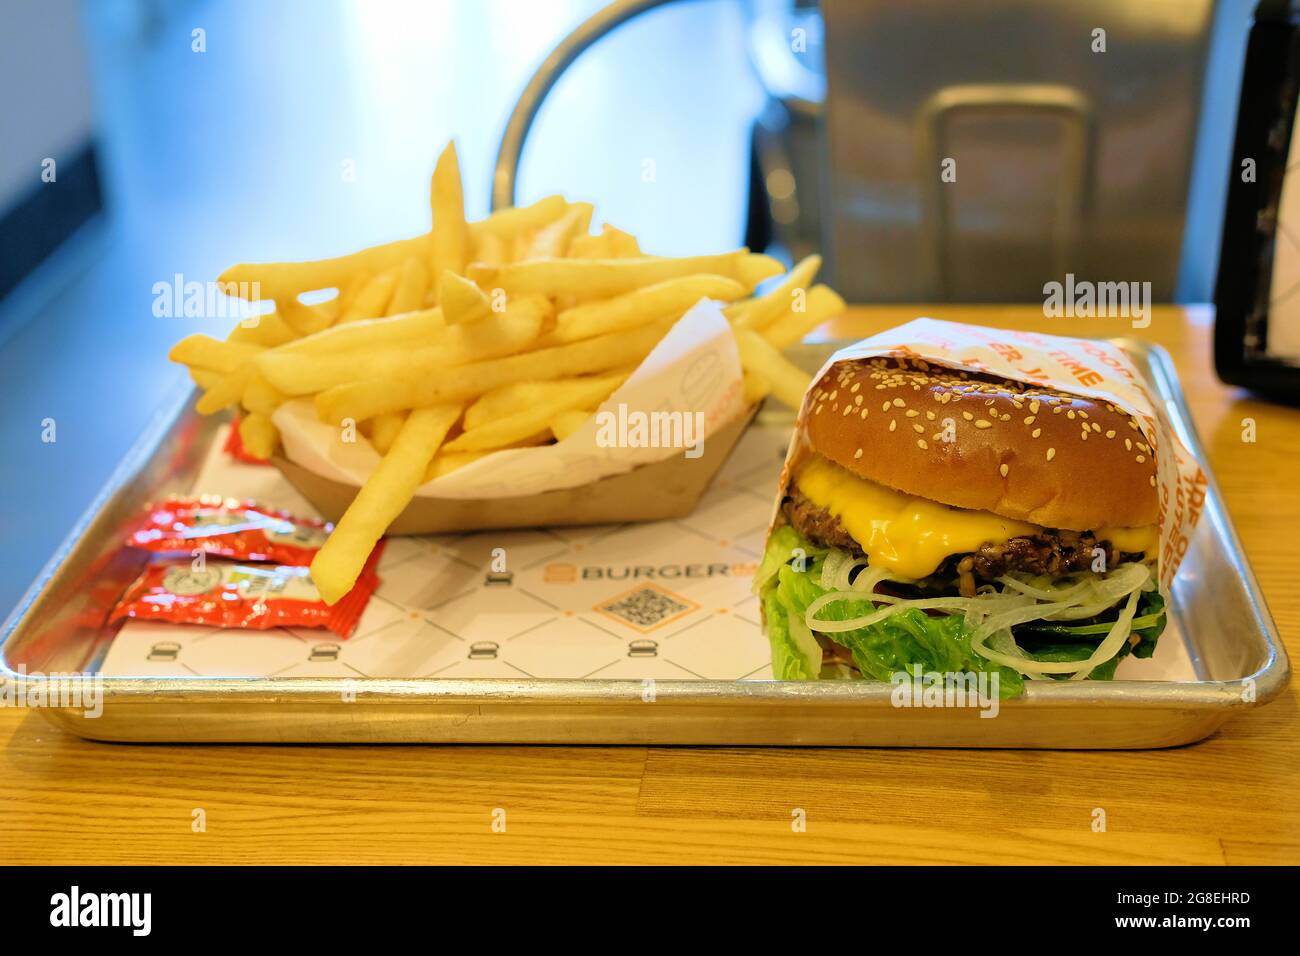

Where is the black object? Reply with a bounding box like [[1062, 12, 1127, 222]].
[[1215, 0, 1300, 398], [0, 141, 102, 305]]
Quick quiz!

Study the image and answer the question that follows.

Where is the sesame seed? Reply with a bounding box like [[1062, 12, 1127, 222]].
[[1024, 416, 1036, 425], [851, 383, 860, 393], [999, 464, 1009, 478], [1031, 428, 1041, 438], [905, 409, 919, 418], [1067, 410, 1076, 420], [926, 411, 935, 421], [1030, 401, 1040, 414], [882, 402, 891, 412], [974, 420, 992, 430], [893, 398, 905, 408], [962, 411, 974, 421], [1150, 475, 1156, 487], [854, 448, 863, 459], [1092, 422, 1101, 433], [1000, 414, 1011, 422], [829, 391, 838, 401], [1125, 438, 1133, 451], [888, 420, 897, 432], [854, 394, 863, 406], [842, 406, 852, 416], [1078, 411, 1089, 420], [917, 439, 928, 450], [1105, 430, 1116, 439], [913, 423, 924, 434], [860, 408, 868, 419], [1047, 447, 1056, 461], [1136, 454, 1145, 463]]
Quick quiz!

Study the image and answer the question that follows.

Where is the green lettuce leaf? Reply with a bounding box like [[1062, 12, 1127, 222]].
[[1012, 588, 1167, 677], [758, 528, 1024, 697]]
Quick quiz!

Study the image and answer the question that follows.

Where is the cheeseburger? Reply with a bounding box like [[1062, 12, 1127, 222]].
[[754, 356, 1167, 694]]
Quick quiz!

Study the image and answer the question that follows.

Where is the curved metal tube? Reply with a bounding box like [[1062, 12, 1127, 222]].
[[491, 0, 683, 211]]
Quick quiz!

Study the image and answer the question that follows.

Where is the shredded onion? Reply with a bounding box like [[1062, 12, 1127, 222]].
[[802, 558, 1153, 679]]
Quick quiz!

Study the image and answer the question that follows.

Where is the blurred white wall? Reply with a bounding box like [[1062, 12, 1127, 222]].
[[0, 0, 95, 212]]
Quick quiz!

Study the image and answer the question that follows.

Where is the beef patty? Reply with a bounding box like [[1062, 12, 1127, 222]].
[[782, 487, 1145, 595]]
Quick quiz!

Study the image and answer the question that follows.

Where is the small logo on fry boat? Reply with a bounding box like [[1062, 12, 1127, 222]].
[[594, 403, 706, 459]]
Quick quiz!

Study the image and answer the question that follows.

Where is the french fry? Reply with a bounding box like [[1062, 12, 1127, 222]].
[[543, 274, 745, 345], [736, 254, 787, 291], [387, 257, 429, 315], [723, 298, 753, 323], [339, 268, 398, 323], [439, 270, 492, 324], [446, 371, 626, 452], [602, 224, 641, 257], [472, 230, 509, 267], [188, 366, 223, 390], [169, 335, 265, 373], [271, 307, 444, 358], [310, 404, 461, 604], [218, 234, 428, 302], [763, 284, 846, 349], [463, 368, 633, 431], [333, 271, 373, 318], [742, 369, 770, 405], [275, 295, 335, 336], [226, 308, 298, 347], [550, 409, 594, 441], [568, 225, 641, 260], [734, 328, 812, 410], [470, 195, 567, 240], [468, 251, 781, 298], [317, 318, 671, 424], [422, 450, 490, 482], [520, 203, 589, 260], [568, 231, 612, 259], [369, 411, 407, 455], [733, 254, 822, 332], [238, 412, 279, 460], [195, 364, 253, 415], [429, 141, 470, 294], [242, 370, 289, 416], [261, 300, 547, 395]]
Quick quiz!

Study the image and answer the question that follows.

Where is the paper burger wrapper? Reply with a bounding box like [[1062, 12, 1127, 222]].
[[766, 318, 1208, 593], [271, 299, 754, 533]]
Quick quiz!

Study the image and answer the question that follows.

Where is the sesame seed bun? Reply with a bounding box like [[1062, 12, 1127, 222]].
[[801, 357, 1159, 530]]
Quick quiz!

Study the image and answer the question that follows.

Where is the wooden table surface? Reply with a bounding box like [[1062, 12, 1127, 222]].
[[2, 305, 1297, 866]]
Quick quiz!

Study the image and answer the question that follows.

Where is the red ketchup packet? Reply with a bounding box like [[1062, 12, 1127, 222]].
[[109, 545, 382, 638], [128, 496, 329, 566], [225, 416, 270, 465]]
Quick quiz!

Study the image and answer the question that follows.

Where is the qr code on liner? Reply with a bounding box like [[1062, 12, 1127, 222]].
[[596, 585, 697, 632]]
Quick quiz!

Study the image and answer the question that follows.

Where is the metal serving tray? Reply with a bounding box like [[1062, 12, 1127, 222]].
[[0, 340, 1288, 746]]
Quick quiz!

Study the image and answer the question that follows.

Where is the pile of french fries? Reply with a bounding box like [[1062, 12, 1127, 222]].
[[168, 141, 846, 604]]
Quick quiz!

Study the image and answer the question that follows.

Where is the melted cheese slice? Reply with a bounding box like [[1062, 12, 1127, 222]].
[[793, 455, 1157, 579]]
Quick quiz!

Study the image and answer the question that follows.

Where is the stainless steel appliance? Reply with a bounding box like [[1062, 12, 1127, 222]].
[[495, 0, 1241, 303]]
